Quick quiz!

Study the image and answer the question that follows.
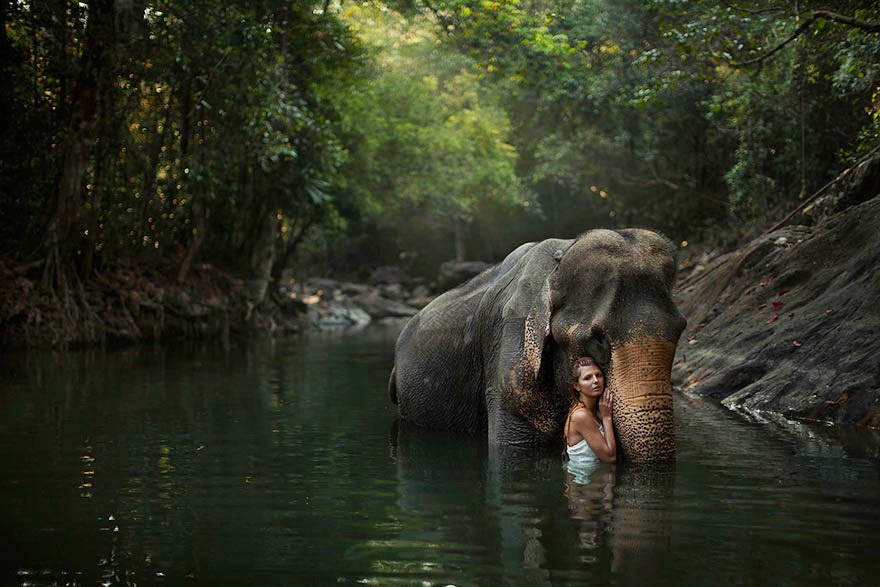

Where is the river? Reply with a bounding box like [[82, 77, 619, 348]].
[[1, 325, 879, 585]]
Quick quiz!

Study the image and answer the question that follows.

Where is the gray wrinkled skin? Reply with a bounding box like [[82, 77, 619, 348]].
[[389, 228, 686, 461]]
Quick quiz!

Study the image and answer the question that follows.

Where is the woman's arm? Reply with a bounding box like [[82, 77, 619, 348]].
[[597, 389, 616, 462], [571, 394, 617, 463]]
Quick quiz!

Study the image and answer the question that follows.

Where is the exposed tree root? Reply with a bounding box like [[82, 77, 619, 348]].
[[1, 256, 306, 349]]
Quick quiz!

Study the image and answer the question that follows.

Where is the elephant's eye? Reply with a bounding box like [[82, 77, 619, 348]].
[[591, 328, 607, 348]]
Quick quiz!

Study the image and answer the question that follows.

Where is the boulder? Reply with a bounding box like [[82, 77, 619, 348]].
[[301, 277, 342, 299], [308, 302, 371, 331], [436, 260, 491, 292], [338, 282, 372, 297], [673, 192, 880, 427], [408, 284, 435, 308], [351, 290, 419, 320], [379, 282, 408, 301], [803, 146, 880, 222], [368, 265, 409, 286]]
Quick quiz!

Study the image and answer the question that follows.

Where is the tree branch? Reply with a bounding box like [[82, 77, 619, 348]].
[[736, 10, 880, 67], [814, 10, 880, 34], [765, 143, 880, 234]]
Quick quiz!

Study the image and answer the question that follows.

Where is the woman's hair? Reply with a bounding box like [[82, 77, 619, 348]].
[[569, 356, 601, 402], [570, 356, 600, 382]]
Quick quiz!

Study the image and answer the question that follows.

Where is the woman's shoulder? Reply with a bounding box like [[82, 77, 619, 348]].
[[569, 405, 598, 428]]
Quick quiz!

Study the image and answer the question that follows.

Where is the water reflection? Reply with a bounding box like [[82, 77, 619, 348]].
[[390, 420, 621, 585], [386, 419, 495, 584], [607, 464, 675, 584], [2, 334, 880, 585], [485, 446, 564, 585], [563, 463, 615, 553]]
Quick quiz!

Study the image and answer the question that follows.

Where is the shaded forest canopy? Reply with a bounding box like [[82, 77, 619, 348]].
[[1, 2, 878, 316]]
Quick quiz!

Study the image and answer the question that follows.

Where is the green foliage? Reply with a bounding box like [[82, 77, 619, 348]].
[[0, 1, 85, 247], [327, 4, 525, 270], [0, 0, 365, 281], [417, 0, 880, 240], [1, 0, 878, 286]]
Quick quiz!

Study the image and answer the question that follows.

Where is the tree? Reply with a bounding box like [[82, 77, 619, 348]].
[[329, 4, 525, 270], [412, 0, 880, 240]]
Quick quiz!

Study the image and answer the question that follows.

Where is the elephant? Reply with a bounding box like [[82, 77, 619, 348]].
[[388, 228, 687, 462]]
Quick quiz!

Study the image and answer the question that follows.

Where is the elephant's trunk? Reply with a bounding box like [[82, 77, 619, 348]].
[[607, 339, 676, 462]]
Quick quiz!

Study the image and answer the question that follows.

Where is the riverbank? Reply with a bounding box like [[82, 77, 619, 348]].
[[3, 152, 878, 429], [0, 255, 488, 348], [672, 149, 880, 428]]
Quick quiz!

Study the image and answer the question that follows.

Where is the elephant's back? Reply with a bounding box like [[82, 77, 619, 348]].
[[393, 299, 486, 432], [390, 238, 571, 433]]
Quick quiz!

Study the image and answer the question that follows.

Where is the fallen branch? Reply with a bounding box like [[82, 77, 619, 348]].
[[765, 143, 880, 233]]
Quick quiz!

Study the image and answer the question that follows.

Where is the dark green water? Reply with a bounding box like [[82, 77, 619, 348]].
[[1, 326, 879, 586]]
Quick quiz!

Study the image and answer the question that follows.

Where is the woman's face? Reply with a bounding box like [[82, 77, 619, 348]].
[[575, 364, 605, 397]]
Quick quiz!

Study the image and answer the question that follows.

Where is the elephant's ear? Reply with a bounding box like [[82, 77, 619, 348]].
[[498, 276, 554, 432]]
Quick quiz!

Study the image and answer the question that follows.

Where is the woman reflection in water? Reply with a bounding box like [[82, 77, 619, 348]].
[[564, 357, 617, 482]]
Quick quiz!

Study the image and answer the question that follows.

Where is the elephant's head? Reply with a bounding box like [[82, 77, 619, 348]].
[[499, 229, 686, 462]]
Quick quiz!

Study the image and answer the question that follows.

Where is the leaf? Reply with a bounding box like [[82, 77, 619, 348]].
[[788, 313, 794, 320], [305, 180, 331, 205], [759, 277, 772, 287], [825, 307, 834, 314], [767, 313, 778, 323], [777, 288, 789, 296], [793, 340, 802, 347], [771, 301, 785, 311]]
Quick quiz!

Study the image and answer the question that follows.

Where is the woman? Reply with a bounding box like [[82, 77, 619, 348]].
[[564, 356, 617, 466]]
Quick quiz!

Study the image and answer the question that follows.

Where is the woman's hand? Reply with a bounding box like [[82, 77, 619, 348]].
[[598, 388, 613, 421]]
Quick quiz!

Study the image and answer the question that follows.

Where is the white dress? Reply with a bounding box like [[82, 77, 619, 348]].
[[565, 425, 604, 484], [566, 438, 600, 465]]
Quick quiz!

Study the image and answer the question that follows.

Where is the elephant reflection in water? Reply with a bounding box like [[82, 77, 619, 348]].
[[564, 462, 675, 581], [388, 419, 672, 583], [389, 420, 565, 583]]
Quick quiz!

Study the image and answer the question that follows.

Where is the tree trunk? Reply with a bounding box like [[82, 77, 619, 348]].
[[179, 79, 192, 160], [177, 188, 206, 284], [270, 216, 314, 287], [178, 96, 209, 284], [246, 207, 278, 306], [142, 92, 174, 210], [79, 147, 105, 280], [43, 0, 117, 286], [454, 216, 467, 262]]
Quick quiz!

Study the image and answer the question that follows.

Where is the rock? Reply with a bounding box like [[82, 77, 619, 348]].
[[338, 282, 372, 297], [408, 284, 435, 308], [308, 302, 371, 330], [410, 284, 431, 299], [368, 265, 409, 286], [673, 192, 880, 428], [351, 290, 419, 320], [802, 148, 880, 222], [379, 282, 408, 301], [436, 260, 491, 292]]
